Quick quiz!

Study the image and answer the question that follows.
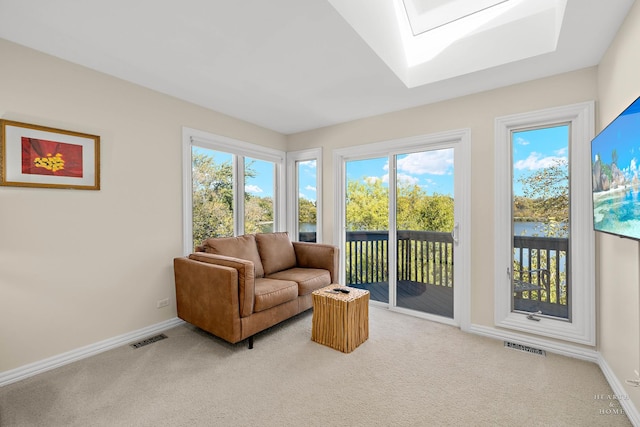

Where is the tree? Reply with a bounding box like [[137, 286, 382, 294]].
[[192, 152, 234, 244], [346, 178, 389, 231], [298, 197, 317, 225], [518, 158, 569, 237], [191, 153, 269, 243], [515, 159, 569, 309]]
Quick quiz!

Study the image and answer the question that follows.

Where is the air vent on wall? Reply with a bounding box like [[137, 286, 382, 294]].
[[504, 341, 546, 356], [130, 334, 168, 349]]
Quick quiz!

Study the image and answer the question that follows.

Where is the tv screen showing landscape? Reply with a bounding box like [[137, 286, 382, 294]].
[[592, 96, 640, 241]]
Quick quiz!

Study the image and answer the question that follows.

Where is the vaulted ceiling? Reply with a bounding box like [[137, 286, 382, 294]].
[[0, 0, 634, 134]]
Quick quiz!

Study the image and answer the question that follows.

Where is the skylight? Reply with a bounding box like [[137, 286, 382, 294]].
[[402, 0, 510, 35], [396, 0, 524, 67], [328, 0, 568, 88]]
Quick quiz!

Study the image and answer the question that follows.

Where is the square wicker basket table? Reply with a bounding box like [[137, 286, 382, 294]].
[[311, 284, 369, 353]]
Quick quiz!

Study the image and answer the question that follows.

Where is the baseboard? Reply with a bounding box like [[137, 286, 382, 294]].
[[598, 354, 640, 426], [469, 324, 599, 362], [0, 317, 185, 387]]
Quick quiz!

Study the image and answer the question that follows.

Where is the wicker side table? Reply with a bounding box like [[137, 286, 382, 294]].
[[311, 284, 369, 353]]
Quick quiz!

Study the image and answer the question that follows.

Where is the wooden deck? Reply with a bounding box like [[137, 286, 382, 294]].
[[348, 280, 454, 318]]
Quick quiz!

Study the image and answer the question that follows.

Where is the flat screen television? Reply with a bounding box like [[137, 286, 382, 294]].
[[592, 95, 640, 240]]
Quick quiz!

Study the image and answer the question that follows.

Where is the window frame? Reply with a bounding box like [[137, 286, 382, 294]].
[[182, 127, 286, 255], [286, 148, 322, 242], [494, 102, 595, 345]]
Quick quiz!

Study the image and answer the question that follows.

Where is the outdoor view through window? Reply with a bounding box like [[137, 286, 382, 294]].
[[345, 149, 455, 317], [191, 147, 277, 245], [511, 125, 570, 320]]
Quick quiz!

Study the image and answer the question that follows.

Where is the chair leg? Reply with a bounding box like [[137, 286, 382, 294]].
[[248, 336, 254, 349]]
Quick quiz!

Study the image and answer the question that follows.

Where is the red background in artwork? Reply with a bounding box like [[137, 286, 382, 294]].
[[21, 137, 84, 177]]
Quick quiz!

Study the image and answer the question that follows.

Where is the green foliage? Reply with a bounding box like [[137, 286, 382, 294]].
[[191, 152, 274, 244], [344, 177, 455, 288], [514, 158, 569, 311], [346, 178, 454, 232], [244, 195, 274, 234], [517, 158, 569, 236], [298, 197, 317, 224], [192, 153, 234, 244], [346, 179, 389, 231]]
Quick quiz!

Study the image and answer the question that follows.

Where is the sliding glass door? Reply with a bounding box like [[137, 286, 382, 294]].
[[343, 145, 459, 320], [345, 157, 390, 303], [395, 149, 454, 317]]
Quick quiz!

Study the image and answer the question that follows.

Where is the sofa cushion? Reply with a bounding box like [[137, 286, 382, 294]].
[[255, 232, 297, 275], [266, 268, 331, 296], [199, 234, 264, 278], [253, 278, 298, 312]]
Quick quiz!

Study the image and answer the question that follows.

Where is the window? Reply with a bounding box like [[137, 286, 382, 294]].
[[494, 102, 595, 345], [287, 148, 322, 242], [182, 128, 285, 254]]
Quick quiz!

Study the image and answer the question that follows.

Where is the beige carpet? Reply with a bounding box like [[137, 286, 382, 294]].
[[0, 307, 632, 426]]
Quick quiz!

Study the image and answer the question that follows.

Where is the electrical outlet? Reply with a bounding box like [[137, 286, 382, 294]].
[[156, 298, 169, 309]]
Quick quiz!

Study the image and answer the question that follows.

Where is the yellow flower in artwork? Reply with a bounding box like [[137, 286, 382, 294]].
[[34, 152, 65, 172]]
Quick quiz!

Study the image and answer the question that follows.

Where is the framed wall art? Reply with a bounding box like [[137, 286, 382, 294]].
[[0, 120, 100, 190]]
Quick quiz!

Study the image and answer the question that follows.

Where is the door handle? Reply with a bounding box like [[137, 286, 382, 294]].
[[451, 223, 459, 244]]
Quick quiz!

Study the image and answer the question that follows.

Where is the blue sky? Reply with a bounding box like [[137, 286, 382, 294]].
[[592, 97, 640, 180], [297, 160, 317, 201], [196, 127, 575, 202], [512, 125, 569, 196], [245, 159, 318, 202], [193, 147, 317, 201], [245, 157, 275, 198], [346, 149, 455, 196]]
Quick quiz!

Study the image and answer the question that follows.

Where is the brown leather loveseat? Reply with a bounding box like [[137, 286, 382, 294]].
[[173, 232, 339, 348]]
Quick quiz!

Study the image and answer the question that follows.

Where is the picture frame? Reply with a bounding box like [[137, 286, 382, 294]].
[[0, 120, 100, 190]]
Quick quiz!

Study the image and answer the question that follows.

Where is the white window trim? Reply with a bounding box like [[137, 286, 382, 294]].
[[333, 129, 471, 330], [494, 102, 595, 345], [181, 127, 286, 255], [286, 148, 323, 242]]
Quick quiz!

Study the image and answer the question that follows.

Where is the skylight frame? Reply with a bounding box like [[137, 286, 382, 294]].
[[402, 0, 511, 36]]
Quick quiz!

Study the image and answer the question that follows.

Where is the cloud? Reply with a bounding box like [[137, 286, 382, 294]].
[[513, 152, 566, 171], [364, 176, 382, 184], [515, 137, 530, 146], [397, 150, 453, 175], [305, 185, 316, 192], [245, 184, 263, 194], [397, 173, 419, 185], [366, 173, 418, 185]]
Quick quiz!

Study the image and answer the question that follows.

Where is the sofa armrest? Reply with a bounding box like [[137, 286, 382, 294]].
[[187, 253, 255, 318], [174, 257, 243, 343], [292, 242, 340, 283]]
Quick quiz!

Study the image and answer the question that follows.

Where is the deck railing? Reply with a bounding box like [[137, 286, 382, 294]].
[[301, 230, 569, 317], [344, 230, 453, 287], [513, 235, 569, 318]]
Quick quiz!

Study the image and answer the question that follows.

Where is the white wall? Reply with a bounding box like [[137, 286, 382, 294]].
[[0, 39, 286, 372], [288, 68, 598, 329], [597, 0, 640, 411]]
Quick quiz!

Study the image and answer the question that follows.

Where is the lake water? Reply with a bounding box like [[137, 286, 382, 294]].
[[514, 221, 567, 237]]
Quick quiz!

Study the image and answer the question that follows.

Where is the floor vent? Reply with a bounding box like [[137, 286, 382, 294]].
[[504, 341, 546, 356], [130, 334, 168, 349]]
